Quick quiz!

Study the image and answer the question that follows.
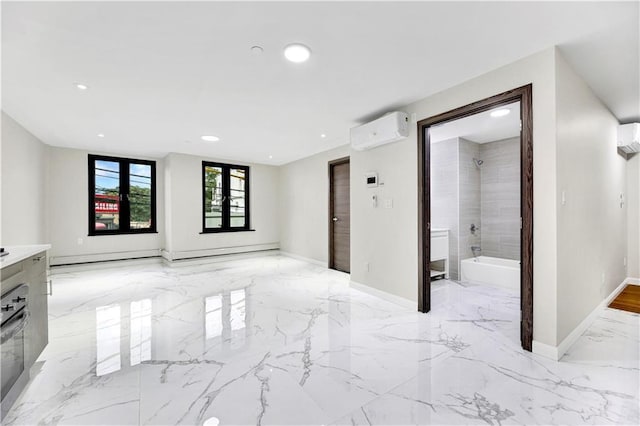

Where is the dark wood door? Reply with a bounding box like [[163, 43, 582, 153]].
[[329, 158, 350, 273]]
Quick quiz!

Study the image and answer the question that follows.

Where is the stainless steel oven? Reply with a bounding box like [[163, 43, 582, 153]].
[[1, 284, 29, 420]]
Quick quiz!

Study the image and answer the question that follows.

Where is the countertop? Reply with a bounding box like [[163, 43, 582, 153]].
[[0, 245, 52, 269]]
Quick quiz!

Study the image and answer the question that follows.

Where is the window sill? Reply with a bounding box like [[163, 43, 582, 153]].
[[88, 230, 158, 236], [200, 229, 256, 234]]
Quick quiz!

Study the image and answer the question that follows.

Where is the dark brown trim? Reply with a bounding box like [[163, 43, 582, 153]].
[[202, 161, 251, 233], [88, 154, 157, 236], [328, 156, 350, 271], [417, 84, 534, 351]]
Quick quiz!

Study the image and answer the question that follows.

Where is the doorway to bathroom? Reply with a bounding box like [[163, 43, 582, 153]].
[[417, 85, 533, 351]]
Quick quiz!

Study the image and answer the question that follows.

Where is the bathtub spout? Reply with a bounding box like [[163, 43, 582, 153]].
[[471, 246, 482, 257]]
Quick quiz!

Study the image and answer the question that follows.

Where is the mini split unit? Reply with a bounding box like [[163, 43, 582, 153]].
[[618, 123, 640, 154], [350, 111, 409, 151]]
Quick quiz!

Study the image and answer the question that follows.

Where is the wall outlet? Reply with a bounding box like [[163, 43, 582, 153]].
[[561, 191, 566, 206], [77, 238, 83, 245]]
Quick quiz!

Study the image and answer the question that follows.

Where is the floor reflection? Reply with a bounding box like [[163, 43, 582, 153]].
[[96, 289, 249, 376], [95, 304, 120, 376], [130, 299, 152, 366]]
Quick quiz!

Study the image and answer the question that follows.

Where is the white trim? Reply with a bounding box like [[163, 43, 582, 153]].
[[350, 280, 416, 310], [533, 278, 634, 361], [51, 256, 162, 274], [279, 251, 327, 267], [165, 243, 279, 261], [49, 249, 161, 266], [532, 340, 558, 360], [164, 249, 279, 267]]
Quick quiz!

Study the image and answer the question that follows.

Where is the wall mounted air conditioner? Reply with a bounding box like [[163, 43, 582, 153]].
[[350, 111, 409, 151], [618, 123, 640, 154]]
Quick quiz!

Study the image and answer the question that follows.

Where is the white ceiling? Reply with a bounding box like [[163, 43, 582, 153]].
[[2, 1, 638, 165], [430, 102, 521, 144]]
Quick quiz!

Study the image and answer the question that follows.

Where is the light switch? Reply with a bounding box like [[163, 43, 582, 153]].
[[384, 198, 393, 209]]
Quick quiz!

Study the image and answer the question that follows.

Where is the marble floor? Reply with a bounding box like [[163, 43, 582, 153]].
[[5, 255, 639, 425]]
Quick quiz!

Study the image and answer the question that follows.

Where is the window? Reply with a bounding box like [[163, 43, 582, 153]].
[[89, 155, 157, 235], [202, 162, 250, 232]]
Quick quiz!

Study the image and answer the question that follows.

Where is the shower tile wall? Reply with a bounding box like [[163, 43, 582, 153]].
[[480, 137, 521, 260], [430, 138, 459, 279], [458, 138, 481, 262]]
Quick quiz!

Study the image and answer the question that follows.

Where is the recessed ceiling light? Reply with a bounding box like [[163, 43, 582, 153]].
[[75, 83, 88, 90], [201, 135, 220, 142], [284, 43, 311, 63], [490, 108, 510, 118], [320, 134, 326, 138], [97, 133, 105, 138], [203, 417, 220, 426]]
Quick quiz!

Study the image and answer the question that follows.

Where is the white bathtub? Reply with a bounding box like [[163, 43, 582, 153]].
[[460, 256, 520, 291]]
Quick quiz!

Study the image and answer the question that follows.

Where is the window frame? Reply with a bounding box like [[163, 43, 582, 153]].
[[88, 154, 157, 236], [201, 161, 251, 233]]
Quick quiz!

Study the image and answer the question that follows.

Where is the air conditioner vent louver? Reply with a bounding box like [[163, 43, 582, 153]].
[[350, 111, 409, 151]]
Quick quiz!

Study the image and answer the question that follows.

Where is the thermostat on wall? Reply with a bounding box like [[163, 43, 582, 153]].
[[365, 172, 378, 188]]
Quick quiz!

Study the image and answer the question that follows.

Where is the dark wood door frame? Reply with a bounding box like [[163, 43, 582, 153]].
[[329, 156, 351, 272], [417, 84, 534, 351]]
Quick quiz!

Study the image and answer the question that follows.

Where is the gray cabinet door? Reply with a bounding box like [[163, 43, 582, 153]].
[[25, 253, 48, 367]]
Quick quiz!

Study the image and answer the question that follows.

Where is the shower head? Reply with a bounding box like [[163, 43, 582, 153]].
[[473, 158, 484, 167]]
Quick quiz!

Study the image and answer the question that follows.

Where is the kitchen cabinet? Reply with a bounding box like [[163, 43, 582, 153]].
[[0, 245, 51, 419]]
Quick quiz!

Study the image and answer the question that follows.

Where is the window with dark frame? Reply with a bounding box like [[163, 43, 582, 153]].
[[202, 161, 250, 233], [89, 154, 157, 235]]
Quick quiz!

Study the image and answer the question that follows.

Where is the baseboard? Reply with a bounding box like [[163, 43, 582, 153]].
[[533, 277, 634, 361], [279, 251, 327, 267], [164, 243, 279, 261], [532, 340, 558, 360], [349, 280, 416, 310], [51, 256, 162, 274], [164, 249, 279, 267], [49, 249, 161, 266]]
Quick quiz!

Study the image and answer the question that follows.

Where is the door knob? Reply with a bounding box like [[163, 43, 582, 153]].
[[332, 217, 339, 222]]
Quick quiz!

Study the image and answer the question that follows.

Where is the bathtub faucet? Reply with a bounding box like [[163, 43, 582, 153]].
[[471, 246, 482, 257]]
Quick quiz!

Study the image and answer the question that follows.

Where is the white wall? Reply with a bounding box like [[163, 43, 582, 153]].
[[350, 48, 558, 346], [627, 154, 640, 278], [163, 153, 279, 260], [278, 145, 350, 264], [431, 138, 460, 279], [555, 52, 628, 343], [47, 147, 164, 265], [1, 112, 48, 245]]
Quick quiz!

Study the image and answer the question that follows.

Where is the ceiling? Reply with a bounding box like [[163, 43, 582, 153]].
[[2, 1, 638, 165], [431, 102, 521, 144]]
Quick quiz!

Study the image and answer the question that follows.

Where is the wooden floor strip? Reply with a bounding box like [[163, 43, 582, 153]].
[[609, 284, 640, 314]]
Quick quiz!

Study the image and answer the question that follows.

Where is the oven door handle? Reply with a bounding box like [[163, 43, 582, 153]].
[[0, 309, 29, 345]]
